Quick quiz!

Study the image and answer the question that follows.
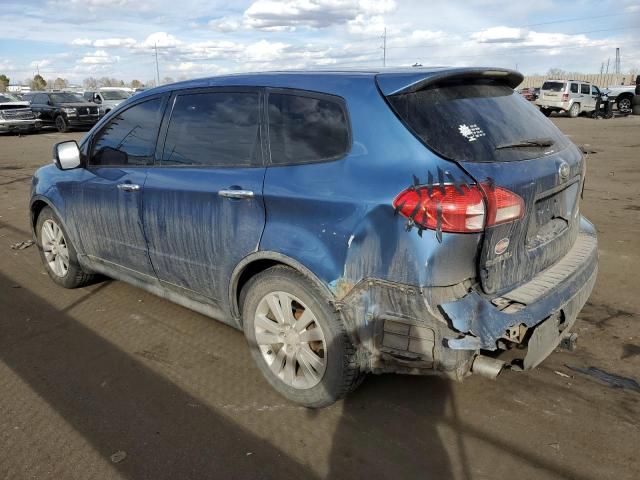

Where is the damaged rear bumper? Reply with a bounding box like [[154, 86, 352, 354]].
[[441, 217, 597, 366]]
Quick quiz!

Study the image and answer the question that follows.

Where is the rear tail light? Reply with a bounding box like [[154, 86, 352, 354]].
[[393, 183, 523, 233], [480, 183, 525, 226], [562, 93, 569, 101]]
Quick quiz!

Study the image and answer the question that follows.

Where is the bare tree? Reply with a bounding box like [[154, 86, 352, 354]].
[[53, 77, 68, 90], [30, 74, 47, 91], [130, 79, 142, 89], [162, 76, 175, 85], [83, 77, 98, 90], [0, 74, 9, 92]]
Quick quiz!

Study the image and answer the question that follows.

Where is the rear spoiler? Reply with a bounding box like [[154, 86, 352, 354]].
[[376, 67, 524, 96]]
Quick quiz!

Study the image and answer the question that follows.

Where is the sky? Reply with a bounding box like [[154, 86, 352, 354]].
[[1, 0, 639, 85]]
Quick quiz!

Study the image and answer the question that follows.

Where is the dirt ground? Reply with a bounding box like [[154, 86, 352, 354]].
[[1, 117, 639, 480]]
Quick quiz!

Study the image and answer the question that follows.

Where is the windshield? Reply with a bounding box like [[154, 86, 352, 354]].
[[101, 90, 130, 100], [387, 81, 570, 162], [0, 93, 21, 102], [50, 93, 85, 103], [541, 81, 565, 92]]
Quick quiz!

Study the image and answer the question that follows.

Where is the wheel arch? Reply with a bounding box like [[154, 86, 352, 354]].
[[616, 92, 633, 106], [30, 196, 75, 246], [229, 251, 336, 324]]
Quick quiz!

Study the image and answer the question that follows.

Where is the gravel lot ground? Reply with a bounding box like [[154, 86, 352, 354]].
[[1, 117, 639, 480]]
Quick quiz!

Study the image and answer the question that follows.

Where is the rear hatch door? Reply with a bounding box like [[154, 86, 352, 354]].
[[380, 69, 584, 295], [539, 80, 566, 102]]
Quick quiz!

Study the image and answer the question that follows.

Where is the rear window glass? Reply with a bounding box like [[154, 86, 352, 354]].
[[570, 83, 579, 93], [267, 93, 350, 165], [387, 82, 570, 163], [541, 81, 565, 92]]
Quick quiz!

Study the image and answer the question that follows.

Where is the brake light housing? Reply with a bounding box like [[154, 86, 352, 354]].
[[393, 183, 523, 234], [562, 93, 569, 101]]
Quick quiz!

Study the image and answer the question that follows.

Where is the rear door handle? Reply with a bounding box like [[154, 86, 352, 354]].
[[219, 189, 254, 199], [117, 183, 141, 192]]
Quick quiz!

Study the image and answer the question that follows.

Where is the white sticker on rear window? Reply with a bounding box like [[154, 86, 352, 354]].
[[458, 124, 485, 142]]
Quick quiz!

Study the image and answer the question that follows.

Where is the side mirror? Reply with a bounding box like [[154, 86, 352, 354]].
[[93, 95, 102, 104], [53, 141, 82, 170]]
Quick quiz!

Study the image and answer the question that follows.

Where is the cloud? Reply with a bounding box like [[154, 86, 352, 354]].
[[71, 38, 93, 46], [243, 0, 396, 30], [30, 59, 52, 68], [471, 26, 528, 43], [94, 37, 137, 48], [207, 16, 242, 33], [79, 50, 119, 64], [139, 32, 182, 49]]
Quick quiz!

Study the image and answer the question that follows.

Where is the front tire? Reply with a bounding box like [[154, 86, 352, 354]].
[[568, 103, 580, 118], [55, 115, 69, 133], [36, 207, 95, 288], [242, 266, 362, 408]]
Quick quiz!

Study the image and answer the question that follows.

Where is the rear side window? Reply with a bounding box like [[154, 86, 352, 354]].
[[580, 84, 590, 94], [267, 92, 350, 165], [162, 91, 261, 167], [387, 82, 570, 163], [570, 83, 579, 93], [90, 97, 164, 167], [541, 81, 565, 92]]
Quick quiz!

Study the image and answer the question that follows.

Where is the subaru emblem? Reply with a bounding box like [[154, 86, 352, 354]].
[[558, 161, 570, 181]]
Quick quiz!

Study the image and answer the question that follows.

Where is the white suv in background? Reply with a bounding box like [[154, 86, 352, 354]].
[[535, 79, 601, 117]]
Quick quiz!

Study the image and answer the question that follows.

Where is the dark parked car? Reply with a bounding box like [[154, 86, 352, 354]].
[[29, 68, 597, 407], [518, 87, 537, 101], [24, 92, 100, 132]]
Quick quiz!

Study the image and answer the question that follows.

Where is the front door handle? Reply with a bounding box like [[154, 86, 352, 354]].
[[219, 189, 254, 199], [117, 183, 141, 192]]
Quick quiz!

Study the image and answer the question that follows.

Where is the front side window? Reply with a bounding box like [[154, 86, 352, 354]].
[[591, 86, 600, 95], [267, 92, 350, 165], [570, 83, 579, 93], [90, 97, 164, 167], [580, 84, 590, 94], [162, 91, 261, 167]]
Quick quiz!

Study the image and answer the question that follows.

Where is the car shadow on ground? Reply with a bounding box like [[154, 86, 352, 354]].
[[326, 374, 456, 479], [0, 270, 317, 479]]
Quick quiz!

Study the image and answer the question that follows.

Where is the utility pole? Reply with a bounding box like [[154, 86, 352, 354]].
[[615, 47, 620, 74], [382, 28, 387, 67], [154, 42, 160, 86]]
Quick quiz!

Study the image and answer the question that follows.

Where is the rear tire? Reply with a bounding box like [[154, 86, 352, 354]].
[[617, 95, 632, 111], [36, 206, 95, 288], [55, 115, 69, 133], [241, 265, 363, 408], [568, 103, 580, 118]]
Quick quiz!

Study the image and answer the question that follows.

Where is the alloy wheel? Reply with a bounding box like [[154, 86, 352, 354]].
[[41, 219, 69, 278], [254, 291, 327, 389], [618, 98, 631, 110]]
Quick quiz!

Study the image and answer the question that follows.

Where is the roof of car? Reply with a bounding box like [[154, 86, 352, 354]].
[[134, 66, 523, 99]]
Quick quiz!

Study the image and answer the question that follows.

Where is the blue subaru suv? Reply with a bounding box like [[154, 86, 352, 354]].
[[30, 68, 598, 407]]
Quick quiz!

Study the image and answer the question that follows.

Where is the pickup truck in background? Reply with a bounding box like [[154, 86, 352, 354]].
[[604, 75, 639, 111]]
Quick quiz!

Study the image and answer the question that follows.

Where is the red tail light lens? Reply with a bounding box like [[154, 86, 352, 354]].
[[562, 93, 569, 101], [481, 184, 524, 226], [393, 184, 524, 233], [393, 185, 485, 233]]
